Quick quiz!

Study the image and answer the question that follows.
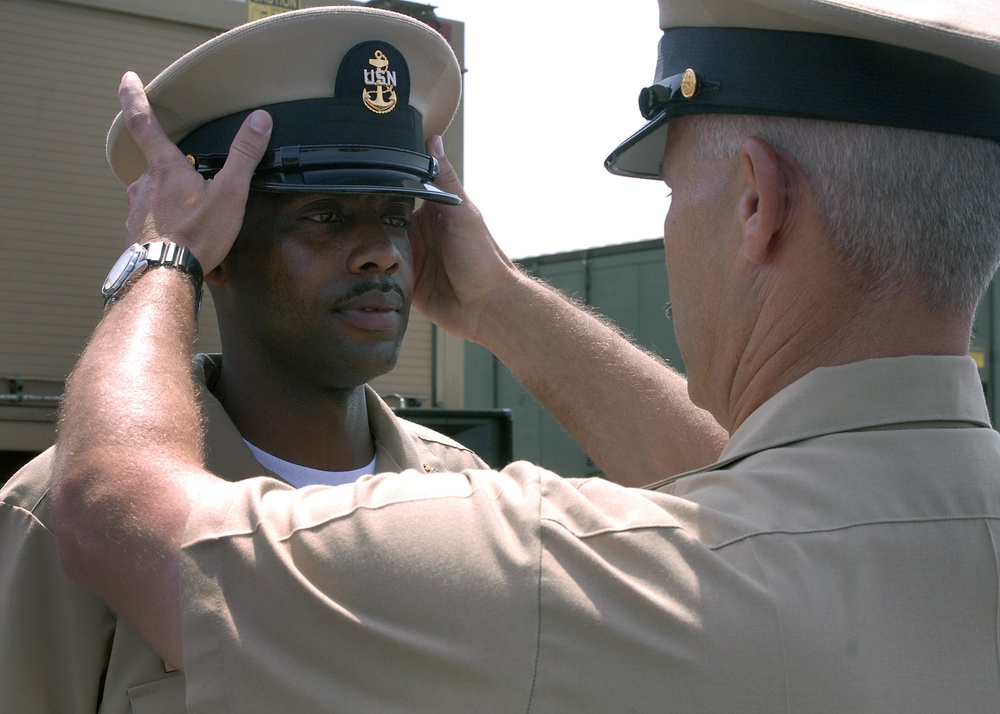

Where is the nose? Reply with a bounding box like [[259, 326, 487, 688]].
[[347, 219, 404, 275]]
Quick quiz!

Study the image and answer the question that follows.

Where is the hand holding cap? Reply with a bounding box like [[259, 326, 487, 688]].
[[118, 71, 272, 274]]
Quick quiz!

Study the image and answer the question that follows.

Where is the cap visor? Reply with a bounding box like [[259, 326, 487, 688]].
[[252, 168, 461, 205], [605, 113, 670, 180]]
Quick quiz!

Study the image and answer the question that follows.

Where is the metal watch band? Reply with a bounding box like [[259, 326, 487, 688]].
[[102, 241, 204, 310], [145, 242, 205, 312], [143, 242, 204, 281]]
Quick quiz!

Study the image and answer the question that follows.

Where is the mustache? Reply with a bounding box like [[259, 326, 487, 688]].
[[333, 279, 408, 305]]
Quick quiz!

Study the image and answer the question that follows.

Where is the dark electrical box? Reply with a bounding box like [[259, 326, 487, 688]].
[[392, 408, 514, 470]]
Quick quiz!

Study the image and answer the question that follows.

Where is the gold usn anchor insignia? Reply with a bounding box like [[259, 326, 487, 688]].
[[363, 50, 397, 114]]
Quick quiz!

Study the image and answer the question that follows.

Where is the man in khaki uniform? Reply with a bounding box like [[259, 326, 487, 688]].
[[48, 0, 1000, 711], [0, 7, 488, 712]]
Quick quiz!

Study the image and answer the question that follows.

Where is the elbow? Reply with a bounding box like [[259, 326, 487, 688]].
[[49, 453, 104, 590]]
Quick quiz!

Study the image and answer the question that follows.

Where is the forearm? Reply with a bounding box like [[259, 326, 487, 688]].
[[47, 71, 269, 668], [478, 269, 726, 485], [51, 268, 208, 668]]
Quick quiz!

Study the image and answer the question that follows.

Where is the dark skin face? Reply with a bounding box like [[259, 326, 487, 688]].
[[205, 190, 416, 469]]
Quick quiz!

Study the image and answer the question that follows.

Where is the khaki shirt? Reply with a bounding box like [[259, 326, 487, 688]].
[[0, 354, 486, 714], [180, 356, 1000, 712]]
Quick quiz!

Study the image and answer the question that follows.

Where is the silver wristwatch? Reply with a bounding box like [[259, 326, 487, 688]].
[[102, 241, 204, 309]]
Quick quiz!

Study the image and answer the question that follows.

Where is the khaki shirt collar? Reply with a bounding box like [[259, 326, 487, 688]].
[[365, 384, 432, 473], [651, 355, 991, 489]]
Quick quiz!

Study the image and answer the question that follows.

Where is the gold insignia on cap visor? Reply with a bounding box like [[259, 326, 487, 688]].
[[363, 50, 398, 114]]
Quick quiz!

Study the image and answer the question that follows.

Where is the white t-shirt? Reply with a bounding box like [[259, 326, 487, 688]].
[[244, 441, 377, 488]]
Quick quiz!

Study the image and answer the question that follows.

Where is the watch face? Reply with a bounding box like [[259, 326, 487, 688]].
[[102, 244, 145, 298]]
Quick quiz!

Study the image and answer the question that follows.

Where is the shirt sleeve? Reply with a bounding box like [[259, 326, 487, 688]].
[[0, 454, 115, 713], [180, 463, 546, 713]]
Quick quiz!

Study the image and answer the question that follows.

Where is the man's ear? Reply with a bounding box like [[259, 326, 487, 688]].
[[738, 136, 789, 265]]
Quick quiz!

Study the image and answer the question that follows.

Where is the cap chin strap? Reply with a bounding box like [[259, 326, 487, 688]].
[[187, 145, 439, 183], [187, 145, 459, 204]]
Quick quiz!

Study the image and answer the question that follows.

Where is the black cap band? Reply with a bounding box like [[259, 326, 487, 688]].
[[606, 27, 1000, 179], [177, 98, 457, 203], [179, 97, 425, 156], [650, 27, 1000, 137]]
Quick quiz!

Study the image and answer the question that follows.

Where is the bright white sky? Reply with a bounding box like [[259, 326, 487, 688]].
[[431, 0, 669, 259]]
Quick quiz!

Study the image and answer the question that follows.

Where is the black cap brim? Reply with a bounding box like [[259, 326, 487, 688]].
[[252, 167, 460, 205], [605, 111, 670, 180]]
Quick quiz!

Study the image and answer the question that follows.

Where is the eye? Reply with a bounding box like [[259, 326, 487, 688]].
[[382, 215, 410, 229], [305, 211, 342, 224]]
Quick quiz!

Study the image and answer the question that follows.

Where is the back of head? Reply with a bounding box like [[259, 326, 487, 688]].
[[693, 116, 1000, 312], [606, 0, 1000, 312]]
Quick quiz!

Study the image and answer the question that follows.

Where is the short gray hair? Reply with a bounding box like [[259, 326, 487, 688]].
[[691, 115, 1000, 312]]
